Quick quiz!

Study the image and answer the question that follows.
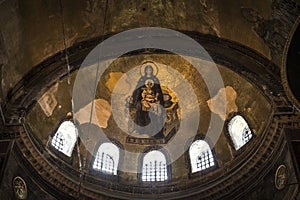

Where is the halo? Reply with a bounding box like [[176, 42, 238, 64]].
[[145, 79, 155, 87], [140, 60, 158, 76]]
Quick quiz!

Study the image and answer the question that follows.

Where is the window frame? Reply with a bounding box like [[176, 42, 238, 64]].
[[89, 138, 124, 180], [47, 116, 78, 164], [185, 134, 218, 178], [92, 142, 119, 175], [189, 140, 215, 173], [138, 146, 171, 184], [225, 113, 256, 155]]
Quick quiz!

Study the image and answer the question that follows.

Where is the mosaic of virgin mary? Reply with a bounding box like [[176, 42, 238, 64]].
[[130, 62, 165, 138]]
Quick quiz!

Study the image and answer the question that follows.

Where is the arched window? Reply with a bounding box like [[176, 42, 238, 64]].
[[51, 121, 78, 157], [189, 140, 215, 173], [141, 150, 168, 182], [228, 115, 253, 150], [92, 142, 119, 175]]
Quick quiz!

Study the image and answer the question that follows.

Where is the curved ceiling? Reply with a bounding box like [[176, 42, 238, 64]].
[[0, 1, 300, 200], [0, 0, 299, 100], [26, 54, 272, 176], [15, 41, 278, 199]]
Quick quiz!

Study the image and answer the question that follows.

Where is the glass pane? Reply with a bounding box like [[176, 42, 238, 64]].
[[228, 115, 253, 150], [51, 121, 78, 157], [92, 143, 119, 175], [142, 150, 168, 181], [189, 140, 215, 173]]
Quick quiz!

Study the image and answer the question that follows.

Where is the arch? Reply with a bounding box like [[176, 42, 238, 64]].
[[92, 142, 119, 175], [228, 115, 253, 150], [141, 150, 168, 182], [51, 121, 78, 157], [189, 140, 215, 173]]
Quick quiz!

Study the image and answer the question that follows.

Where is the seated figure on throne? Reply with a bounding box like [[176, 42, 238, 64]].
[[130, 63, 165, 138], [141, 79, 159, 111]]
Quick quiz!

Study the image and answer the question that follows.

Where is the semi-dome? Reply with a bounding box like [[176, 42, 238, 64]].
[[0, 1, 300, 200], [22, 50, 274, 199]]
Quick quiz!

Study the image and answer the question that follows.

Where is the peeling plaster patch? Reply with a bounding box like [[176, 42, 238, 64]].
[[95, 99, 112, 128], [207, 86, 238, 120], [38, 83, 59, 117], [74, 101, 98, 126], [74, 99, 112, 129], [105, 72, 130, 94]]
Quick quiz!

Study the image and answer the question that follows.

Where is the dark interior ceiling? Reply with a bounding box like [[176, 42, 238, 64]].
[[0, 0, 282, 98], [0, 0, 300, 200], [0, 0, 298, 101]]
